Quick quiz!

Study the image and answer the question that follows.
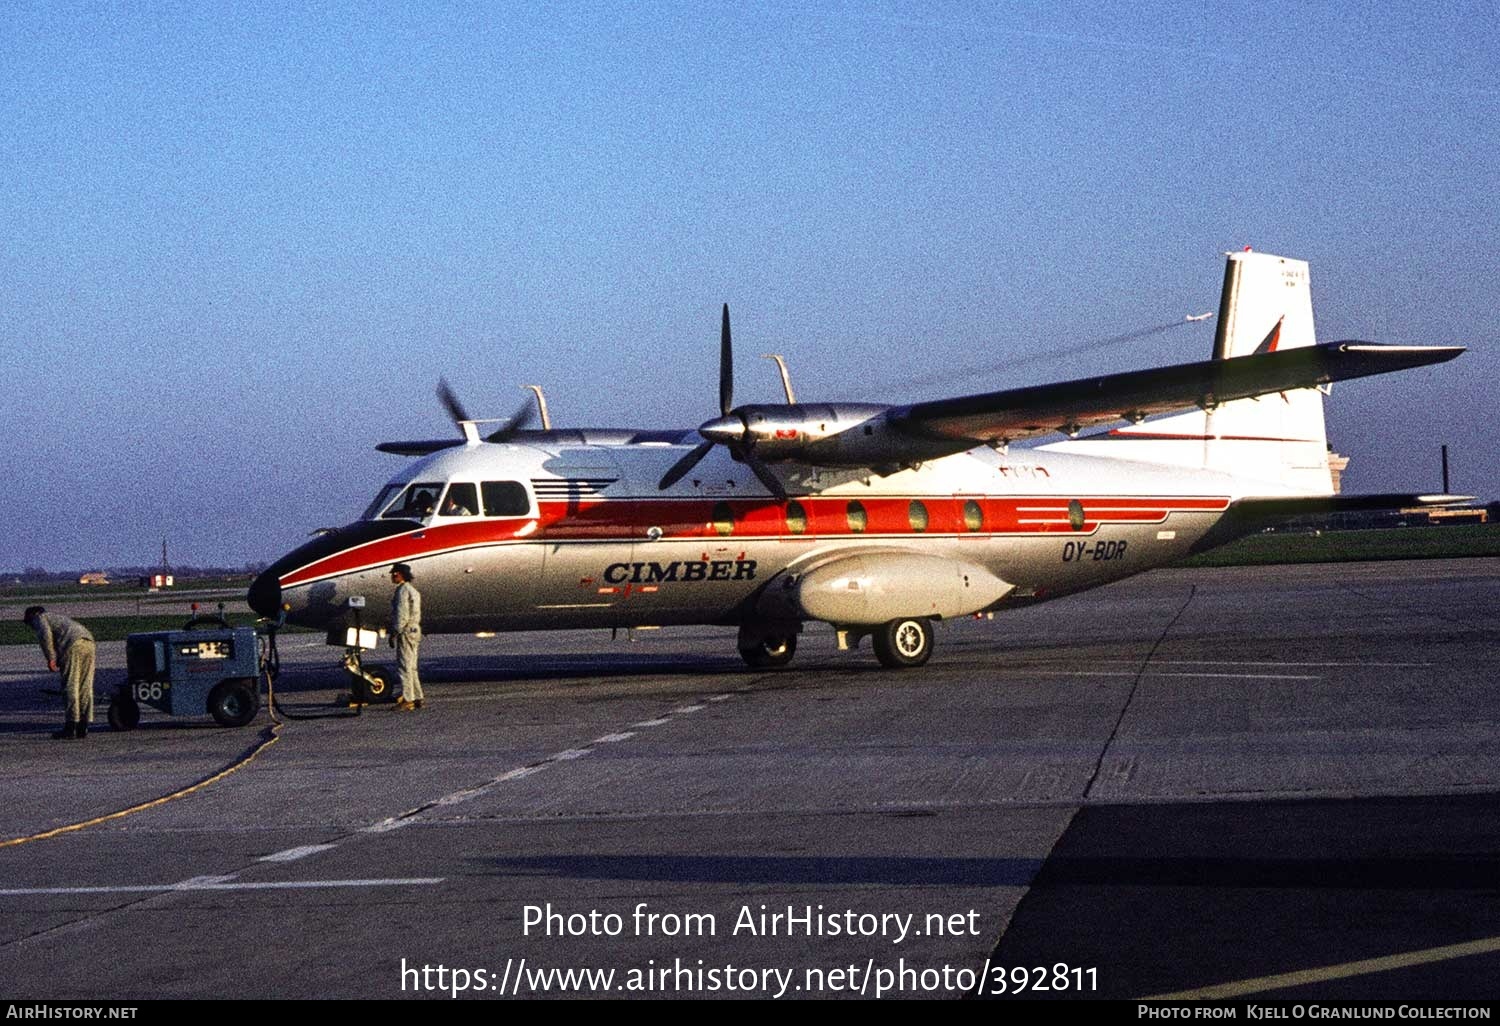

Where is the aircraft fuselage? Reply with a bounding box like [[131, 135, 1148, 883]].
[[248, 437, 1249, 639]]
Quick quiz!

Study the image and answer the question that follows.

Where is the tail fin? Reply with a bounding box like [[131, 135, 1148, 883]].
[[1210, 249, 1318, 360], [1051, 250, 1334, 495]]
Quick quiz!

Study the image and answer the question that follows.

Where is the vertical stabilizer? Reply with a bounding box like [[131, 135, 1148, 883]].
[[1212, 249, 1318, 359], [1042, 250, 1333, 495]]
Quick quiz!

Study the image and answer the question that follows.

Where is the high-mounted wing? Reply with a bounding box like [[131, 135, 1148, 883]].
[[889, 342, 1464, 445], [650, 293, 1465, 484]]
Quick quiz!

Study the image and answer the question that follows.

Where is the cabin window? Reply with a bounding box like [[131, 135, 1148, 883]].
[[1068, 499, 1086, 531], [711, 501, 735, 536], [380, 482, 443, 519], [482, 481, 532, 517], [907, 500, 929, 533], [785, 500, 808, 535], [963, 500, 984, 532], [438, 482, 478, 517], [846, 500, 867, 534]]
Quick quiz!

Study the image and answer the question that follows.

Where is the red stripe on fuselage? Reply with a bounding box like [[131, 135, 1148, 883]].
[[526, 495, 1230, 541], [278, 495, 1232, 588], [278, 518, 535, 587]]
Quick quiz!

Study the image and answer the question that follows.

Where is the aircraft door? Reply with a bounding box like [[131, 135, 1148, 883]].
[[535, 468, 636, 626]]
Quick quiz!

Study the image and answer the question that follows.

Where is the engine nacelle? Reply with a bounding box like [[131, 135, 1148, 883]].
[[760, 551, 1013, 626], [730, 403, 966, 467]]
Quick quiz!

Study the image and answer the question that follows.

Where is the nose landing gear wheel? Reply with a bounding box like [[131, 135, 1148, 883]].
[[872, 617, 933, 669], [362, 666, 391, 701]]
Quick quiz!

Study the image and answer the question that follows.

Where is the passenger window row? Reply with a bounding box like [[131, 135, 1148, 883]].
[[721, 499, 989, 535]]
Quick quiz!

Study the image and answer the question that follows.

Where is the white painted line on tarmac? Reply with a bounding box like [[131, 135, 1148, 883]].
[[1, 877, 446, 896], [363, 817, 412, 834], [1149, 671, 1322, 680], [1101, 659, 1432, 668], [433, 765, 549, 807], [258, 844, 337, 863], [1026, 670, 1323, 681], [174, 874, 240, 888], [360, 699, 731, 833]]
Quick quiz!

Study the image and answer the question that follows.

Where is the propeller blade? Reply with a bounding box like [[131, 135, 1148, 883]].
[[483, 400, 537, 443], [436, 377, 470, 428], [658, 440, 714, 490], [742, 450, 787, 500], [719, 303, 733, 416]]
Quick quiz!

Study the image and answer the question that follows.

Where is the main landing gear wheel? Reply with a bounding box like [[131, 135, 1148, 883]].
[[872, 618, 933, 669], [738, 633, 797, 669], [108, 688, 140, 731], [208, 678, 260, 728]]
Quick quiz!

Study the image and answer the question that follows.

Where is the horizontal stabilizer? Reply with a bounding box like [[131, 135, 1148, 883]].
[[893, 342, 1465, 445], [1232, 493, 1476, 518], [377, 428, 695, 455], [375, 440, 464, 456]]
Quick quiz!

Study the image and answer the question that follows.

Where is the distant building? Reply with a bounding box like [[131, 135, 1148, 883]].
[[1421, 507, 1489, 526], [78, 572, 110, 586], [1327, 451, 1349, 494], [139, 573, 175, 590]]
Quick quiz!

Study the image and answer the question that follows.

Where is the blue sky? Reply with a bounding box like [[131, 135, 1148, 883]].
[[3, 1, 1496, 570]]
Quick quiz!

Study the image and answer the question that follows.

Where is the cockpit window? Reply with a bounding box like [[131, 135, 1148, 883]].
[[363, 484, 404, 520], [482, 481, 531, 517], [439, 482, 478, 517], [379, 482, 444, 519]]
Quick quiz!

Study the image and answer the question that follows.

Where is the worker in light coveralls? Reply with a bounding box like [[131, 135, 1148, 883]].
[[388, 563, 423, 710], [23, 606, 96, 740]]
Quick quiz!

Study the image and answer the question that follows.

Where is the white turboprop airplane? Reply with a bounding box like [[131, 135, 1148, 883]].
[[248, 250, 1464, 670]]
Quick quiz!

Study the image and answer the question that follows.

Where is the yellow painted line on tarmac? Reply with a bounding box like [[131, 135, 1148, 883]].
[[0, 723, 282, 849], [1144, 935, 1500, 1000]]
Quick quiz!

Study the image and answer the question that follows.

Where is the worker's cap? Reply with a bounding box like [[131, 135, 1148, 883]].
[[390, 563, 414, 579], [22, 605, 44, 623]]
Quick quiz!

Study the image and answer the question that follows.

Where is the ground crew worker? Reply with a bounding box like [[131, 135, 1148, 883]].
[[388, 563, 423, 710], [23, 606, 96, 740]]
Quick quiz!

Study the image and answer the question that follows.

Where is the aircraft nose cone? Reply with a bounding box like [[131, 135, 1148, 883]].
[[247, 569, 282, 619], [699, 415, 744, 445]]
